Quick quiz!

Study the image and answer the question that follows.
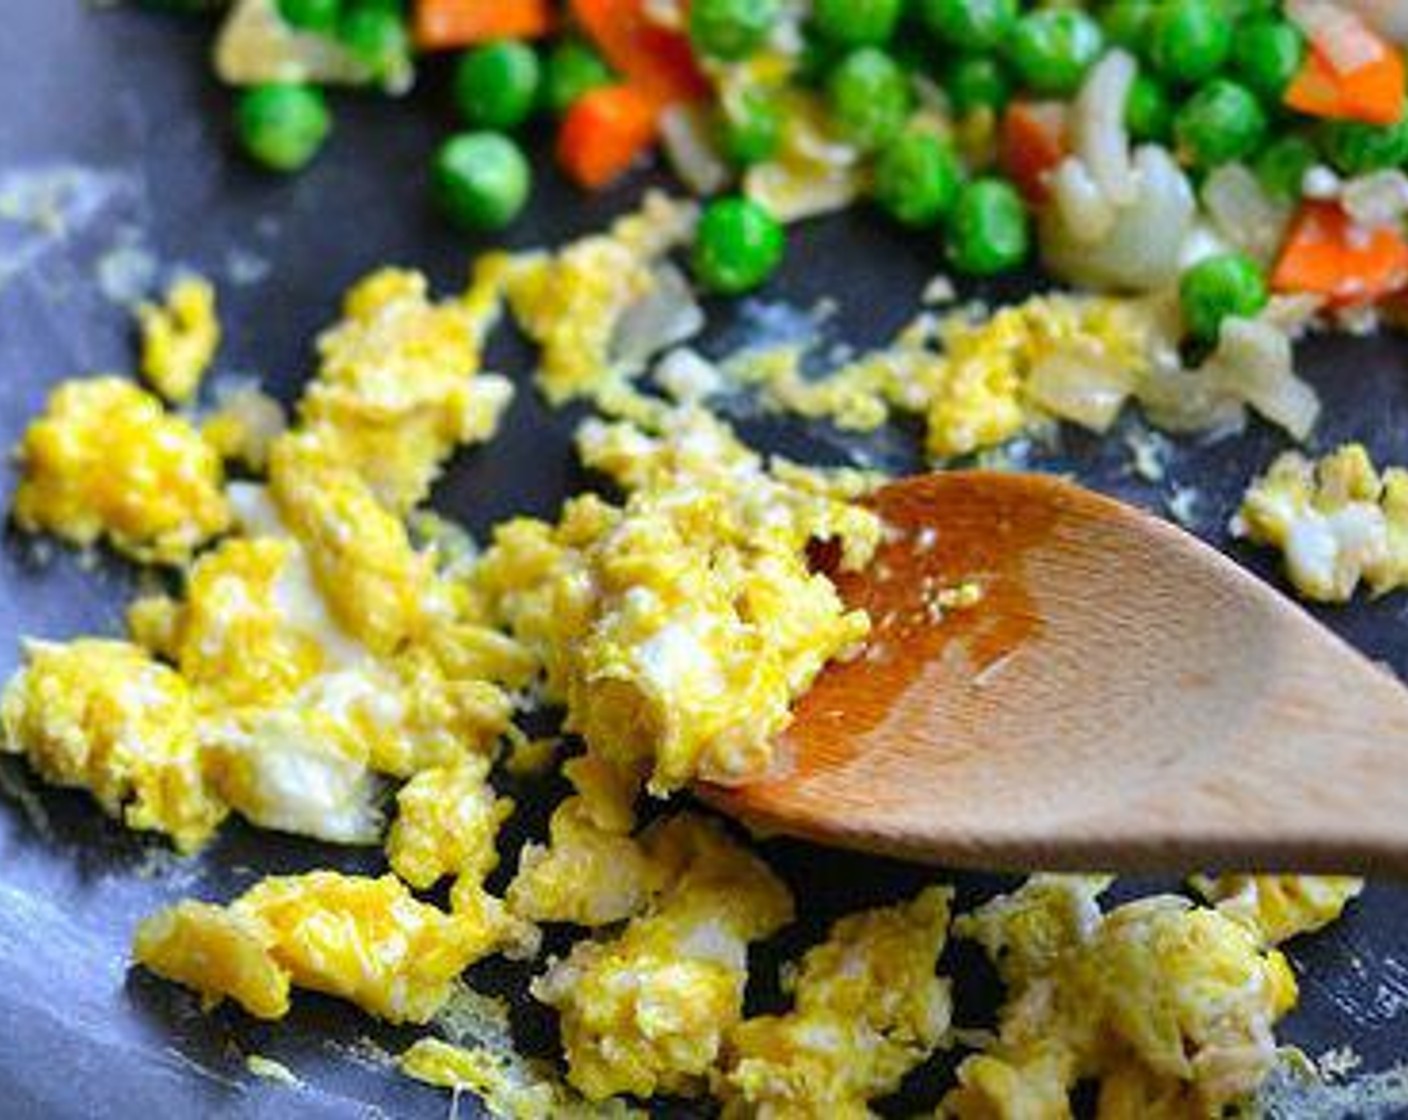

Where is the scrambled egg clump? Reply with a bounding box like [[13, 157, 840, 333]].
[[137, 275, 220, 404], [532, 813, 794, 1101], [12, 377, 230, 565], [387, 754, 513, 890], [473, 409, 878, 793], [726, 294, 1156, 461], [947, 876, 1298, 1118], [504, 193, 697, 405], [1, 639, 226, 852], [400, 1037, 644, 1119], [716, 886, 953, 1117], [297, 267, 513, 512], [134, 871, 518, 1024], [1191, 874, 1365, 946], [1234, 443, 1408, 602], [507, 754, 663, 927], [925, 296, 1153, 459]]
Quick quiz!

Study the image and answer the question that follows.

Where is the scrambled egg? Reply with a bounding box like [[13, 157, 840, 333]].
[[1191, 874, 1365, 946], [201, 384, 287, 471], [532, 813, 794, 1101], [0, 199, 1373, 1119], [12, 377, 230, 565], [1234, 443, 1408, 602], [298, 268, 513, 512], [948, 877, 1298, 1117], [925, 296, 1153, 459], [400, 1037, 644, 1120], [267, 431, 440, 655], [504, 194, 696, 405], [716, 886, 953, 1117], [1, 639, 226, 852], [722, 294, 1155, 460], [387, 754, 513, 890], [473, 409, 877, 793], [137, 275, 220, 405], [135, 871, 516, 1024], [507, 754, 663, 927]]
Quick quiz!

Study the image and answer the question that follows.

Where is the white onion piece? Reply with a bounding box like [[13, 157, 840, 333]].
[[1345, 0, 1408, 44], [1205, 317, 1321, 441], [612, 264, 705, 371], [216, 0, 373, 87], [1072, 49, 1137, 207], [1287, 1, 1384, 73], [1041, 145, 1195, 292], [660, 104, 732, 197], [1202, 164, 1292, 266], [1343, 170, 1408, 229], [1027, 346, 1135, 432], [1050, 158, 1117, 243]]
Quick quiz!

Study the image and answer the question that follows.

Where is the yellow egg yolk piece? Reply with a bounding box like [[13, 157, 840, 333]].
[[1, 639, 227, 852], [12, 377, 230, 565]]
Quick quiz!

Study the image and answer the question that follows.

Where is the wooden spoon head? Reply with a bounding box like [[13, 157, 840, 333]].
[[702, 472, 1408, 874]]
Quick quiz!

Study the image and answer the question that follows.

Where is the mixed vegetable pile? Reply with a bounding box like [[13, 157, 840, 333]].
[[149, 0, 1408, 338]]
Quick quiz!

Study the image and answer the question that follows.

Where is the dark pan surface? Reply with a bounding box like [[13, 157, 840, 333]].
[[2, 4, 1408, 1117]]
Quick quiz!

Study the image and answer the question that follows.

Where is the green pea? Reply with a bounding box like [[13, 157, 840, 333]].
[[1174, 79, 1267, 169], [693, 197, 786, 295], [276, 0, 340, 31], [1321, 117, 1408, 176], [874, 131, 962, 228], [918, 0, 1018, 53], [689, 0, 777, 61], [235, 83, 331, 173], [826, 48, 913, 151], [1232, 16, 1306, 105], [944, 55, 1011, 115], [1099, 0, 1156, 53], [1179, 252, 1269, 343], [431, 132, 531, 233], [1253, 135, 1317, 200], [947, 177, 1030, 276], [338, 3, 410, 86], [1006, 9, 1105, 98], [1149, 0, 1232, 85], [541, 40, 613, 117], [719, 89, 784, 167], [1125, 72, 1173, 142], [453, 41, 540, 130], [812, 0, 902, 47]]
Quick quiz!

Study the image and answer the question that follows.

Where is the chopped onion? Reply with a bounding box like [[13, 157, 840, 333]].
[[612, 264, 705, 371], [1287, 1, 1385, 73], [1204, 317, 1321, 441], [1050, 158, 1117, 243], [1027, 345, 1136, 432], [1344, 0, 1408, 43], [1342, 170, 1408, 229], [1072, 49, 1137, 207], [1041, 145, 1195, 292], [216, 0, 387, 90], [1201, 163, 1292, 266], [660, 104, 732, 197]]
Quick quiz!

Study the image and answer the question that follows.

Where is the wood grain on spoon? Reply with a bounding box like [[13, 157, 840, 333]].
[[703, 471, 1408, 875]]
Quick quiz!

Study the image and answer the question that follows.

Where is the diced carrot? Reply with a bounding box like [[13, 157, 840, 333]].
[[414, 0, 553, 51], [557, 84, 659, 189], [570, 0, 709, 107], [1272, 201, 1408, 306], [1285, 29, 1406, 125], [1000, 100, 1069, 204]]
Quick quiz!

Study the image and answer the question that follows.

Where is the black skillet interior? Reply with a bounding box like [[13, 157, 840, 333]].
[[2, 4, 1407, 1117]]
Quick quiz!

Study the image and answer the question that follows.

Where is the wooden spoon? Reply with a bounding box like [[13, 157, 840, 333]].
[[703, 471, 1408, 875]]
